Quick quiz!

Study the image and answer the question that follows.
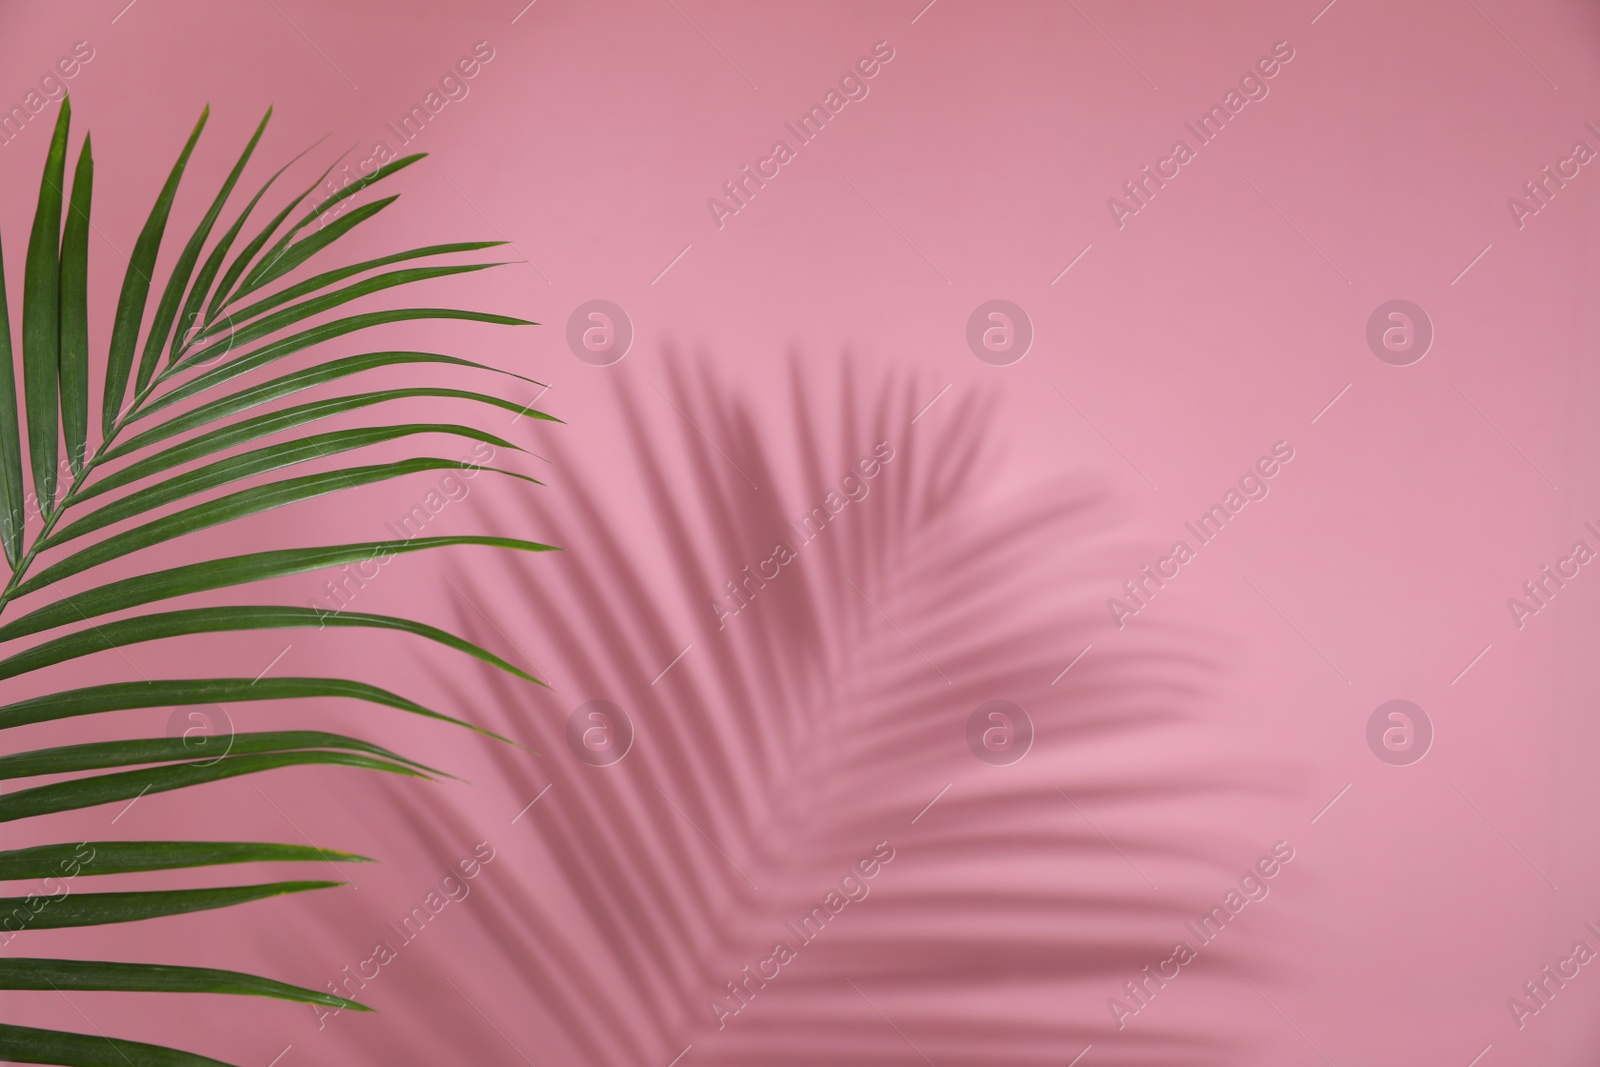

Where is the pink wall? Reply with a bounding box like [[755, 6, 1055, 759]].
[[3, 0, 1600, 1063]]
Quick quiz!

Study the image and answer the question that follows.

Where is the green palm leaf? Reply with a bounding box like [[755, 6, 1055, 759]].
[[59, 133, 92, 474], [0, 841, 370, 880], [0, 1021, 234, 1066], [0, 751, 426, 822], [0, 677, 500, 737], [0, 960, 369, 1011], [24, 457, 536, 591], [234, 153, 423, 299], [0, 882, 340, 929], [133, 108, 270, 389], [0, 730, 445, 779], [99, 350, 548, 462], [201, 150, 342, 327], [21, 100, 71, 514], [89, 390, 545, 497], [0, 604, 538, 684], [0, 230, 24, 564], [200, 240, 504, 338], [100, 108, 207, 433], [161, 306, 531, 391], [0, 536, 554, 641], [170, 125, 318, 364], [59, 423, 520, 536], [0, 102, 553, 1065]]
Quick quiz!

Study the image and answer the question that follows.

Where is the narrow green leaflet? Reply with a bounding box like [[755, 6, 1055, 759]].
[[99, 352, 546, 463], [0, 1021, 236, 1067], [0, 677, 494, 736], [0, 231, 23, 564], [0, 751, 425, 822], [0, 881, 339, 927], [197, 241, 504, 339], [0, 536, 555, 641], [21, 99, 71, 514], [0, 104, 550, 1066], [181, 261, 502, 367], [202, 151, 345, 325], [156, 108, 271, 367], [149, 308, 531, 414], [131, 108, 269, 393], [0, 841, 371, 880], [233, 153, 424, 299], [94, 386, 549, 494], [0, 605, 539, 685], [101, 107, 208, 433], [229, 194, 398, 298], [170, 123, 316, 368], [0, 959, 369, 1011], [0, 730, 442, 779], [55, 424, 521, 542], [58, 133, 92, 474], [19, 458, 536, 594]]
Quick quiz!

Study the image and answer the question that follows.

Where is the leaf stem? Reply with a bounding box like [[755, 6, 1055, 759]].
[[0, 383, 157, 620]]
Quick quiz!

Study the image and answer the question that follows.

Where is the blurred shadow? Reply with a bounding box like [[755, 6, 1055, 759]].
[[321, 353, 1264, 1066]]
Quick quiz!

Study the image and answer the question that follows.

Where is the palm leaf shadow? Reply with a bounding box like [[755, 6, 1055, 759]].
[[317, 355, 1261, 1065]]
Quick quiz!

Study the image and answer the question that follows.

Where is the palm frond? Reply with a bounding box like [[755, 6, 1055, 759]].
[[0, 101, 550, 1065]]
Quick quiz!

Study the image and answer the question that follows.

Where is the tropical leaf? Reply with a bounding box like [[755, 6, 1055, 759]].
[[0, 230, 23, 564], [88, 391, 543, 498], [59, 133, 92, 474], [0, 729, 444, 779], [0, 677, 498, 736], [197, 241, 504, 339], [100, 107, 207, 433], [0, 536, 554, 641], [0, 841, 370, 880], [58, 423, 520, 535], [232, 153, 423, 299], [23, 457, 537, 592], [0, 882, 340, 929], [0, 959, 368, 1010], [0, 751, 427, 822], [0, 1021, 235, 1066], [21, 99, 71, 515], [98, 350, 547, 462], [200, 147, 343, 328], [0, 102, 550, 1065]]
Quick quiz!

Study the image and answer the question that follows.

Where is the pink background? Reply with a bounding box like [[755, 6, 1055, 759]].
[[4, 0, 1600, 1063]]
